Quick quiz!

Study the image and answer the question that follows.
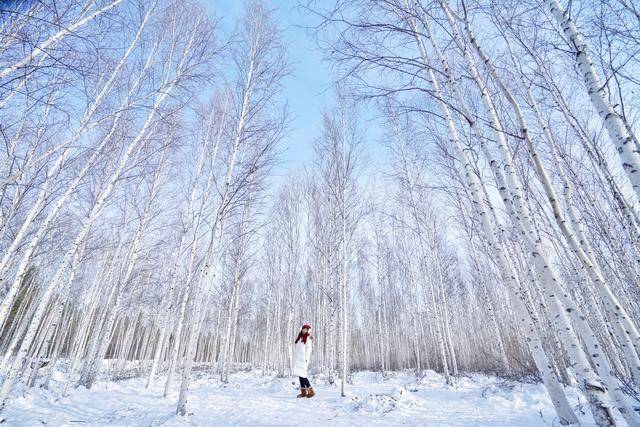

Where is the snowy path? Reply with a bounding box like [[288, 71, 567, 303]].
[[3, 370, 595, 426]]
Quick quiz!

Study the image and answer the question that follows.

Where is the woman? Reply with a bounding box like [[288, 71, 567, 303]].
[[292, 323, 315, 398]]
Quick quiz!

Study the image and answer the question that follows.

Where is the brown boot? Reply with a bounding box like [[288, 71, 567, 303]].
[[296, 387, 307, 398], [306, 387, 315, 398]]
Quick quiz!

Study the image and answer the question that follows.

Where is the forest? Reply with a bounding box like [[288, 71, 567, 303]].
[[0, 0, 639, 425]]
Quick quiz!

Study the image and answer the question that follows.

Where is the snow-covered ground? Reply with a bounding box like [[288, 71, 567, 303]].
[[2, 369, 596, 426]]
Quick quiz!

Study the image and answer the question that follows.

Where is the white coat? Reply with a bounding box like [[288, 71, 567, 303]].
[[292, 336, 312, 378]]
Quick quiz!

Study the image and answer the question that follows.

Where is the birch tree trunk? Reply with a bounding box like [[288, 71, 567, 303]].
[[0, 12, 200, 406], [398, 3, 579, 422], [0, 0, 125, 81], [546, 0, 640, 201], [176, 8, 262, 411]]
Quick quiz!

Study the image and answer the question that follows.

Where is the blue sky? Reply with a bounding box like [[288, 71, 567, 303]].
[[206, 0, 339, 176]]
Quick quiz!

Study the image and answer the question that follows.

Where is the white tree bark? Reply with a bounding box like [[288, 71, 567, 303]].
[[0, 15, 196, 404], [546, 0, 640, 201], [0, 4, 157, 332], [0, 0, 125, 80], [403, 2, 579, 422], [463, 13, 639, 423], [177, 20, 257, 411], [146, 99, 224, 389]]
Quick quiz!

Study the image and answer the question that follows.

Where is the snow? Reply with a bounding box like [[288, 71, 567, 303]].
[[2, 369, 596, 426]]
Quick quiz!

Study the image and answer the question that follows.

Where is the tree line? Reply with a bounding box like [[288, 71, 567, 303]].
[[0, 0, 639, 425]]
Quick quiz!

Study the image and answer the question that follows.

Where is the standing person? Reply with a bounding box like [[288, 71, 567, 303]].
[[293, 324, 315, 398]]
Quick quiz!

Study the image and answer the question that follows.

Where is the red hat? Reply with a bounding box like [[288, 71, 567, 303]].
[[302, 324, 311, 330]]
